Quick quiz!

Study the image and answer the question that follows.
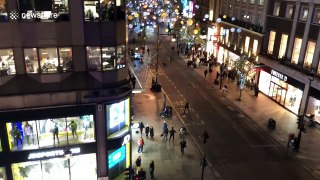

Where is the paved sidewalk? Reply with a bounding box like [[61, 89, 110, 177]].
[[131, 73, 216, 180], [178, 54, 320, 178]]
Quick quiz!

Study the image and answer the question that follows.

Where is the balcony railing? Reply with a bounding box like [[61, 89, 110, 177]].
[[218, 15, 263, 34]]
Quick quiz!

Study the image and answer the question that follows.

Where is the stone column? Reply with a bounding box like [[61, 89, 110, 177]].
[[95, 104, 107, 178], [286, 2, 301, 59], [297, 4, 315, 66], [299, 77, 313, 115]]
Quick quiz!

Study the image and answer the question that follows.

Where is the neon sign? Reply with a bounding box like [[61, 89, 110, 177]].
[[28, 148, 81, 160], [108, 146, 126, 169]]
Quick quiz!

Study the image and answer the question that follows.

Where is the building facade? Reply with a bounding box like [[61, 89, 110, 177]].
[[259, 0, 320, 121], [0, 0, 132, 179]]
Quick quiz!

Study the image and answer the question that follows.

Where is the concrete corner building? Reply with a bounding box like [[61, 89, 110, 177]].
[[0, 0, 132, 179]]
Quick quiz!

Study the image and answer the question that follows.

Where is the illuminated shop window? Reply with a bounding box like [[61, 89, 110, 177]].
[[58, 47, 73, 72], [24, 48, 39, 73], [285, 4, 294, 19], [300, 6, 309, 21], [42, 158, 69, 180], [273, 3, 280, 16], [6, 115, 95, 151], [117, 45, 126, 69], [107, 98, 130, 138], [39, 48, 59, 73], [0, 0, 7, 22], [17, 0, 69, 22], [278, 34, 288, 59], [244, 36, 250, 53], [108, 145, 128, 179], [267, 31, 276, 54], [70, 154, 97, 180], [84, 1, 99, 21], [102, 47, 116, 71], [87, 46, 102, 71], [284, 86, 302, 114], [304, 41, 315, 69], [12, 161, 42, 180], [291, 38, 302, 64], [0, 49, 15, 76], [0, 167, 6, 180], [252, 39, 258, 56]]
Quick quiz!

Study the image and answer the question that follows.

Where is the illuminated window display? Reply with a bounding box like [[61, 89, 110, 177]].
[[6, 115, 95, 151], [108, 143, 130, 180], [0, 167, 6, 180], [258, 70, 302, 114], [58, 47, 73, 72], [0, 0, 7, 22], [39, 48, 59, 73], [102, 47, 116, 71], [0, 49, 15, 76], [87, 46, 102, 71], [18, 0, 69, 21], [24, 48, 40, 73], [117, 45, 126, 69], [11, 154, 97, 180], [106, 98, 130, 137], [84, 1, 100, 21]]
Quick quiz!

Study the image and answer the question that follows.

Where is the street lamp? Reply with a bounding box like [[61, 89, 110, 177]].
[[296, 75, 314, 151]]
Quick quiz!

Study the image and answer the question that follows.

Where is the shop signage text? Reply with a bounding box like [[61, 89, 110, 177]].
[[28, 147, 81, 160], [271, 69, 287, 82], [122, 134, 131, 146]]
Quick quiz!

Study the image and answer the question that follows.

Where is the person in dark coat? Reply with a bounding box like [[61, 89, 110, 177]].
[[150, 126, 154, 140], [201, 129, 209, 144], [139, 122, 145, 135], [169, 127, 177, 142], [180, 140, 186, 154], [149, 160, 155, 179], [145, 125, 150, 137], [204, 69, 208, 78], [135, 156, 142, 167]]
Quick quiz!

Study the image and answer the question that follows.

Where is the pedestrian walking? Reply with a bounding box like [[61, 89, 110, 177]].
[[222, 85, 228, 95], [162, 127, 168, 141], [204, 69, 208, 78], [147, 48, 150, 55], [183, 102, 190, 113], [137, 137, 145, 154], [145, 125, 150, 137], [254, 85, 259, 97], [179, 127, 186, 141], [150, 126, 154, 140], [201, 129, 209, 144], [169, 127, 177, 142], [288, 133, 295, 147], [149, 160, 155, 179], [162, 121, 167, 134], [180, 140, 187, 154], [171, 46, 174, 51], [139, 122, 145, 135], [135, 156, 142, 167]]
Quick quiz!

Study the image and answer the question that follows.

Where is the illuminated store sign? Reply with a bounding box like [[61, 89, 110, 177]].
[[108, 146, 126, 169], [28, 148, 81, 160], [271, 69, 287, 82], [122, 134, 131, 146]]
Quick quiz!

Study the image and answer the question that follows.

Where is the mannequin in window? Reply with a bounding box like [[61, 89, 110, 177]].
[[25, 56, 34, 72]]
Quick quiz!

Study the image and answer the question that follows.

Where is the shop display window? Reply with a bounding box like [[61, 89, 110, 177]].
[[58, 47, 73, 72], [102, 47, 116, 71], [0, 167, 6, 180], [117, 45, 126, 69], [6, 115, 95, 151], [18, 0, 69, 22], [87, 46, 102, 71], [70, 153, 97, 180], [0, 0, 7, 22], [24, 48, 40, 73], [12, 161, 42, 180], [42, 158, 69, 180], [107, 98, 130, 138], [0, 49, 15, 76], [84, 1, 100, 21], [39, 48, 59, 73], [284, 85, 302, 114]]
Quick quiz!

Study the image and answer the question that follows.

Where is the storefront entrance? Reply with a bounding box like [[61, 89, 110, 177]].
[[269, 82, 287, 105]]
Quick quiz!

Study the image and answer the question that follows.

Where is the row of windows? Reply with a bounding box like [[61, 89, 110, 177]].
[[267, 31, 320, 74], [273, 3, 320, 24], [235, 0, 264, 6], [0, 46, 126, 76], [0, 0, 125, 22]]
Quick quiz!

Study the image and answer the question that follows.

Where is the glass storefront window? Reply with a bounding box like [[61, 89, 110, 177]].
[[284, 85, 302, 114], [107, 98, 130, 138], [39, 48, 59, 73], [0, 167, 6, 180], [87, 46, 102, 71], [70, 154, 97, 180], [292, 38, 302, 64], [84, 1, 100, 21], [0, 49, 15, 76], [117, 45, 126, 69], [102, 47, 116, 71], [25, 48, 39, 73], [6, 115, 95, 151], [12, 161, 42, 180], [18, 0, 69, 22], [58, 47, 73, 72], [42, 158, 69, 180], [0, 0, 7, 22]]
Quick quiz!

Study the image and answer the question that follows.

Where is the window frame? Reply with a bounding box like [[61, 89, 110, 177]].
[[267, 31, 276, 54], [291, 37, 302, 64], [299, 6, 309, 21], [0, 48, 16, 76], [285, 4, 294, 19], [273, 2, 280, 16], [278, 34, 288, 59], [304, 41, 316, 68], [313, 8, 320, 24]]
